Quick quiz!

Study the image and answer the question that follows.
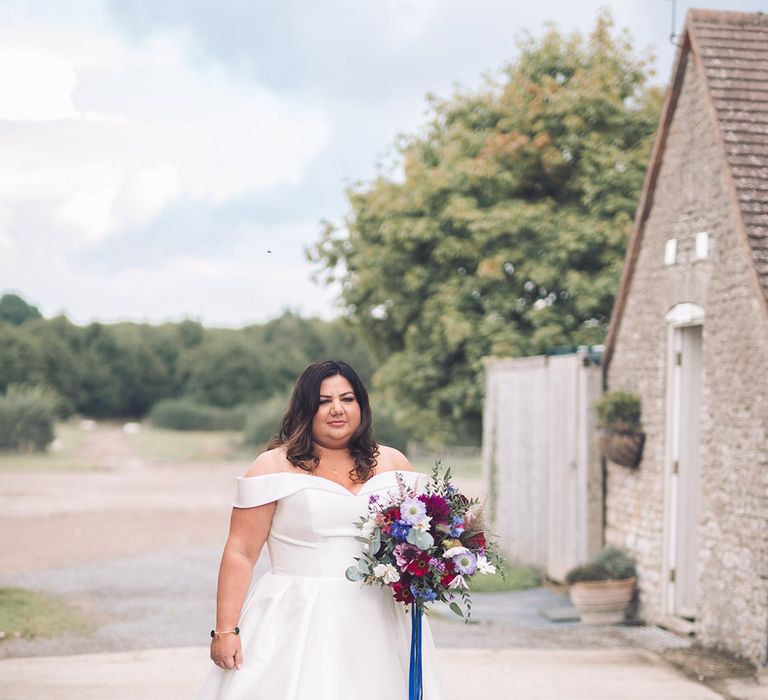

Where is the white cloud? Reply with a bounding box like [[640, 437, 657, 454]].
[[3, 222, 339, 326], [0, 47, 79, 121], [0, 20, 330, 248]]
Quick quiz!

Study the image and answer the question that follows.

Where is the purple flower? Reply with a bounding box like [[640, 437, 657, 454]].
[[400, 498, 428, 525], [368, 494, 380, 504], [390, 520, 411, 541], [393, 543, 420, 569], [452, 549, 477, 575], [429, 558, 446, 572]]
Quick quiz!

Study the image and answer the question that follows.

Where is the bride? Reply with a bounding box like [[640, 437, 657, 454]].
[[197, 360, 442, 699]]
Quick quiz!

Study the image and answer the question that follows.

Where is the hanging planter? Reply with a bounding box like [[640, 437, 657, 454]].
[[593, 390, 645, 468], [596, 428, 645, 468]]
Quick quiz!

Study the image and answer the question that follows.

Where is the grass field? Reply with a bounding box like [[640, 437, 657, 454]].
[[0, 422, 97, 472], [469, 564, 542, 593], [126, 426, 256, 463], [0, 587, 90, 640]]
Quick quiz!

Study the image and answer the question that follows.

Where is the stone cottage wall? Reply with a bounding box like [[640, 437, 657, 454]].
[[606, 53, 768, 664]]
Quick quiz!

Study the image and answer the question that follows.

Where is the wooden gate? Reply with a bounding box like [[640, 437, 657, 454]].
[[482, 350, 604, 581]]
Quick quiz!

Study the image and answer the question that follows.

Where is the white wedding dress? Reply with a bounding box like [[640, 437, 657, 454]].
[[197, 470, 442, 700]]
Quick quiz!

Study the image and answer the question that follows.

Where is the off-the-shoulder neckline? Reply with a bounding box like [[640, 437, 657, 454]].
[[236, 469, 417, 497]]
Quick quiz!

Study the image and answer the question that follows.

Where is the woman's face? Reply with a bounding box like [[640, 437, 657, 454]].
[[311, 374, 362, 449]]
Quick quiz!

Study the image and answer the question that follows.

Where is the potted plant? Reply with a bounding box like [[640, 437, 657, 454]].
[[594, 390, 645, 467], [566, 547, 637, 624]]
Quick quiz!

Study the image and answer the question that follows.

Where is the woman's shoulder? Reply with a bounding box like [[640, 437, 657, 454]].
[[244, 446, 297, 478], [376, 444, 414, 473]]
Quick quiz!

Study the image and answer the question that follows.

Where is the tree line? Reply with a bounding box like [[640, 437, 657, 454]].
[[0, 293, 375, 419]]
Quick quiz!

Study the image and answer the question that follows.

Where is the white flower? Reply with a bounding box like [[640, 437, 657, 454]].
[[411, 516, 432, 532], [373, 563, 400, 584], [448, 574, 469, 590], [463, 503, 483, 527], [476, 555, 497, 575], [443, 546, 470, 559], [360, 518, 377, 539]]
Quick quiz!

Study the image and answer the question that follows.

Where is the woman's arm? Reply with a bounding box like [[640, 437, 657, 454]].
[[210, 453, 279, 670]]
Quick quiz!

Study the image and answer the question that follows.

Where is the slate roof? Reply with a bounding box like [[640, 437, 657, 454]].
[[691, 10, 768, 292], [604, 10, 768, 367]]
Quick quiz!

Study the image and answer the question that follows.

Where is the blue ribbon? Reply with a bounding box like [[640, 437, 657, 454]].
[[408, 603, 423, 700]]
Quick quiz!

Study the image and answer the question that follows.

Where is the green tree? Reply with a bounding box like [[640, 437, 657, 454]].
[[311, 13, 662, 444], [0, 293, 42, 326]]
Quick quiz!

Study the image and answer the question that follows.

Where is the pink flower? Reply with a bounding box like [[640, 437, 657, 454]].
[[393, 543, 420, 570]]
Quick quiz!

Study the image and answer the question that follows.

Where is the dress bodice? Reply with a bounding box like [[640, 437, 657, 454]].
[[234, 470, 423, 578]]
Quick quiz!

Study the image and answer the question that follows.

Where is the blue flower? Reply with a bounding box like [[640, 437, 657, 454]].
[[390, 520, 411, 541], [450, 515, 465, 537], [410, 584, 437, 602]]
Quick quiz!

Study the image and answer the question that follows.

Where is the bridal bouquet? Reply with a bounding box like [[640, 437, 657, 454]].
[[345, 463, 503, 620]]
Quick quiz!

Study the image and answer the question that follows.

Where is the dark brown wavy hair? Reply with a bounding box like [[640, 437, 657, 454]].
[[267, 360, 379, 482]]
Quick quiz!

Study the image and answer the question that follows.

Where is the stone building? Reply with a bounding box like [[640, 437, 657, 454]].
[[603, 10, 768, 664]]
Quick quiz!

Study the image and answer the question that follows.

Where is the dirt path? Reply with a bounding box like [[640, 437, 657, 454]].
[[0, 428, 243, 573]]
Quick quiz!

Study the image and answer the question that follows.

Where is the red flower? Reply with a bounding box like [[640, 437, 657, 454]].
[[393, 580, 414, 604], [384, 507, 401, 523], [418, 494, 452, 524], [464, 532, 486, 550], [440, 560, 456, 587], [406, 552, 431, 577]]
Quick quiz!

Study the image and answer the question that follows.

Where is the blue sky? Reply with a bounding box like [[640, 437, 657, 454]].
[[1, 0, 765, 326]]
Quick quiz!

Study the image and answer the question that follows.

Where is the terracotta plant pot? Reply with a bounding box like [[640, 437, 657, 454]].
[[596, 429, 645, 468], [568, 577, 636, 624]]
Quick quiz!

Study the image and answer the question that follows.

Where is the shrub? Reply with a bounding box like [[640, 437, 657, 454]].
[[0, 385, 57, 452], [148, 398, 246, 431], [565, 546, 637, 584], [594, 390, 641, 432], [242, 394, 289, 447]]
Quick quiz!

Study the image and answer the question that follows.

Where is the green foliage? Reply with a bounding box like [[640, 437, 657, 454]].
[[310, 12, 661, 443], [0, 297, 378, 422], [0, 293, 42, 326], [565, 546, 636, 584], [369, 393, 415, 452], [149, 399, 247, 431], [0, 385, 58, 452], [242, 394, 290, 446], [594, 389, 641, 431]]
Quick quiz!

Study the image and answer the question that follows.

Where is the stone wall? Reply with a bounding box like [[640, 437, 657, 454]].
[[606, 53, 768, 664]]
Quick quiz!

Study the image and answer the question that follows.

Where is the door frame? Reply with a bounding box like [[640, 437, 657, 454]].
[[662, 302, 704, 620]]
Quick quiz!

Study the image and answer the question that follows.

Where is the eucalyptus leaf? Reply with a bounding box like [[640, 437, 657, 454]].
[[346, 566, 364, 582], [449, 602, 464, 618], [357, 558, 371, 574], [406, 528, 419, 545], [415, 530, 434, 550], [369, 530, 381, 554]]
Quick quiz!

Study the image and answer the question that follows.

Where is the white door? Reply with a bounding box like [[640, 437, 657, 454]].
[[666, 323, 703, 619]]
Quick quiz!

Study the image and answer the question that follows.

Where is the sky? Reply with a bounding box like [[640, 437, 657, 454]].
[[1, 0, 766, 327]]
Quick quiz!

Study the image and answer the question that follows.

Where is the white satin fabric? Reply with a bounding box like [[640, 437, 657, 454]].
[[197, 470, 442, 700]]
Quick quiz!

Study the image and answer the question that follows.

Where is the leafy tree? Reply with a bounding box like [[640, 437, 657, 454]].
[[0, 293, 42, 326], [311, 13, 662, 444]]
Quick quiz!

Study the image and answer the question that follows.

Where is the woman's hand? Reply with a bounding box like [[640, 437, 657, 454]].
[[210, 633, 243, 670]]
